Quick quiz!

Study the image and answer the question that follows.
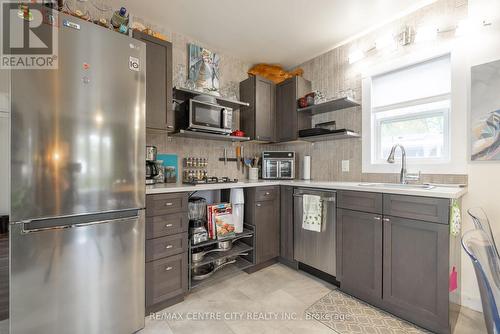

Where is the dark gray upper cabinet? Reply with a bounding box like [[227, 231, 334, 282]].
[[245, 186, 280, 264], [279, 186, 295, 266], [382, 216, 450, 334], [337, 208, 383, 306], [276, 76, 311, 142], [132, 31, 173, 131], [240, 76, 276, 142]]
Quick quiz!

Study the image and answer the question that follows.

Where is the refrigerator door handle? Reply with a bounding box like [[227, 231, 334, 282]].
[[19, 210, 142, 234]]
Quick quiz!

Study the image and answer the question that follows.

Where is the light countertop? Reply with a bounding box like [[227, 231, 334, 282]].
[[146, 180, 467, 199]]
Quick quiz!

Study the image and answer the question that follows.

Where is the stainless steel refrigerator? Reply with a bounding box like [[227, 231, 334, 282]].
[[9, 13, 146, 334]]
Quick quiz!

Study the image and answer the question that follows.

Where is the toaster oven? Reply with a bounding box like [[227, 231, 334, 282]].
[[262, 151, 295, 179]]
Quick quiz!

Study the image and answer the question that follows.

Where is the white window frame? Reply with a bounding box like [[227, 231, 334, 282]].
[[362, 50, 467, 174], [372, 94, 451, 164]]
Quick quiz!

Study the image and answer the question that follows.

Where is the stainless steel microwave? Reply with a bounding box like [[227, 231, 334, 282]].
[[262, 151, 295, 179], [185, 98, 233, 135]]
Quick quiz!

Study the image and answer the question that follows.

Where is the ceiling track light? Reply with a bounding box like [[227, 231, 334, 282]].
[[399, 26, 414, 46], [347, 17, 493, 65]]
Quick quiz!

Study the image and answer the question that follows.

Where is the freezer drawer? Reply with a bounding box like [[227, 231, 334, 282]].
[[293, 189, 336, 276], [10, 210, 145, 334]]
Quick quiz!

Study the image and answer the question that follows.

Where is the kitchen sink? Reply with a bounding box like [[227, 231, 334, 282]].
[[358, 183, 435, 190]]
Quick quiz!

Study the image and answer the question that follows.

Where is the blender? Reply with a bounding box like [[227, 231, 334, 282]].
[[188, 197, 209, 245]]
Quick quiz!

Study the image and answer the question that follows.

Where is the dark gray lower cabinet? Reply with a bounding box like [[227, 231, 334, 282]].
[[337, 209, 383, 305], [337, 191, 453, 334], [145, 192, 189, 313], [279, 186, 295, 266], [146, 252, 188, 309], [255, 200, 280, 263], [383, 216, 450, 334], [245, 187, 280, 266]]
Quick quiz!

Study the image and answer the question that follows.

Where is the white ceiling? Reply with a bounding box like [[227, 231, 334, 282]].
[[112, 0, 435, 68]]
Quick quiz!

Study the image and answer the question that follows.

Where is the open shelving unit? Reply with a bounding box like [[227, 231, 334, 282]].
[[296, 96, 361, 142], [188, 224, 255, 290], [297, 96, 360, 115], [190, 257, 254, 289]]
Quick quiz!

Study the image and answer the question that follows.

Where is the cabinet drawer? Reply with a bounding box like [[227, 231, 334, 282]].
[[146, 213, 188, 239], [146, 193, 188, 216], [146, 233, 188, 262], [255, 186, 279, 202], [383, 194, 449, 224], [337, 190, 383, 214], [146, 253, 187, 307]]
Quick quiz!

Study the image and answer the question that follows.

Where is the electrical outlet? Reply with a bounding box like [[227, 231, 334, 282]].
[[342, 160, 350, 172]]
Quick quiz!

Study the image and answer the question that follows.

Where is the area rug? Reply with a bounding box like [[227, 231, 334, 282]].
[[305, 289, 429, 334]]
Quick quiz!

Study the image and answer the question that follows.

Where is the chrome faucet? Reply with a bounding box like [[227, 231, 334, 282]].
[[387, 144, 420, 184]]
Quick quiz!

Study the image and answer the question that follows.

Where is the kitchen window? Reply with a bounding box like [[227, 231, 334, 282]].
[[362, 55, 456, 172]]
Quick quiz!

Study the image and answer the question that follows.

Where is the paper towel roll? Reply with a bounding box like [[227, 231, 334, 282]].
[[303, 155, 311, 180]]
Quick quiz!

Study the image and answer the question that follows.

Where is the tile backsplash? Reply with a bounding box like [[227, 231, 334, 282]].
[[143, 0, 468, 185]]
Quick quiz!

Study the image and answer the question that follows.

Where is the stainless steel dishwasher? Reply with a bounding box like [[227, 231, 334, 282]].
[[294, 188, 336, 276]]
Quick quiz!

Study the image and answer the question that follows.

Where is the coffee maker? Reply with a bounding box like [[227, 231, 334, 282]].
[[146, 146, 159, 185]]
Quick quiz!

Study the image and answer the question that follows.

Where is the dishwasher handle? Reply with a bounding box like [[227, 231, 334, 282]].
[[293, 194, 336, 202]]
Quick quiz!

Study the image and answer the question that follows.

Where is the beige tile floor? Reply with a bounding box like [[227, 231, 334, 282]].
[[139, 263, 488, 334], [0, 263, 487, 334]]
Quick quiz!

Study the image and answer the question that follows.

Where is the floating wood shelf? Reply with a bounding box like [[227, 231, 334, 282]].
[[298, 129, 360, 142], [297, 97, 360, 115], [173, 86, 249, 109], [171, 130, 250, 142]]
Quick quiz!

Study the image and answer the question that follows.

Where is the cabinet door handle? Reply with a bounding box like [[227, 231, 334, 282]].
[[165, 266, 173, 271], [165, 244, 173, 249], [373, 217, 381, 220], [256, 203, 262, 207], [165, 202, 173, 206], [383, 218, 390, 222], [165, 223, 173, 228]]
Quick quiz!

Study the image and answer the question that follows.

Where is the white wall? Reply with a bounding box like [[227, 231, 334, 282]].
[[459, 0, 500, 312]]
